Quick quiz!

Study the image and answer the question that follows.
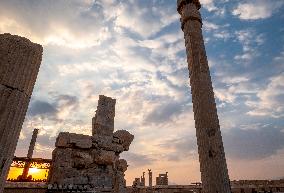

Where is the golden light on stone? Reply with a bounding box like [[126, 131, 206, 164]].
[[6, 158, 51, 182]]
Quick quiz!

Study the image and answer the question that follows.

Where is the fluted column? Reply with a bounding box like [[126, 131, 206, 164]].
[[177, 1, 231, 193], [0, 33, 42, 191]]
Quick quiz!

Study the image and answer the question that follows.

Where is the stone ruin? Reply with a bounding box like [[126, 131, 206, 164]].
[[156, 172, 168, 186], [48, 95, 134, 193]]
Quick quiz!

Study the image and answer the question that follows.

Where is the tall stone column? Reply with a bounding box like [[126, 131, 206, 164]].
[[0, 33, 42, 190], [177, 1, 231, 193]]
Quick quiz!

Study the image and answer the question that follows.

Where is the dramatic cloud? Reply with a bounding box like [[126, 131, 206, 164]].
[[232, 0, 284, 20], [246, 73, 284, 118], [224, 126, 284, 160], [144, 101, 186, 124], [28, 100, 58, 117], [0, 0, 111, 48], [234, 29, 265, 64], [122, 152, 156, 167], [158, 136, 197, 161], [1, 0, 283, 185]]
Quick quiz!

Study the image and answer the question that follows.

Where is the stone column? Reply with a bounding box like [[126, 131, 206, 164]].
[[22, 128, 39, 179], [148, 169, 152, 187], [141, 172, 145, 186], [0, 33, 42, 190], [177, 1, 231, 193]]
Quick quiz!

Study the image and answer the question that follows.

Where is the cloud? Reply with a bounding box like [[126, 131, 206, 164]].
[[144, 101, 186, 124], [28, 94, 79, 120], [158, 136, 197, 161], [28, 100, 58, 117], [0, 0, 111, 48], [224, 126, 284, 159], [114, 0, 178, 38], [122, 152, 156, 167], [234, 29, 265, 64], [246, 73, 284, 118], [232, 0, 284, 20]]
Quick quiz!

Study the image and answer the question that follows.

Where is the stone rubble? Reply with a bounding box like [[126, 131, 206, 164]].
[[48, 95, 134, 193]]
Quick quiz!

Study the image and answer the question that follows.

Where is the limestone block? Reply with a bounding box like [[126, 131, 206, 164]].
[[51, 148, 73, 168], [93, 135, 113, 149], [117, 159, 128, 172], [88, 174, 113, 188], [55, 132, 70, 147], [93, 135, 124, 153], [94, 150, 117, 165], [55, 132, 92, 149], [72, 151, 93, 169], [113, 130, 134, 151], [69, 133, 92, 149], [92, 122, 114, 136]]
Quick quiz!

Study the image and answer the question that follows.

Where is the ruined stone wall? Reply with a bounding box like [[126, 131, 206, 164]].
[[0, 33, 43, 191], [49, 130, 133, 193], [49, 95, 134, 193]]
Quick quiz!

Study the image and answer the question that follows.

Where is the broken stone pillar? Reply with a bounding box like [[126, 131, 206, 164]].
[[177, 1, 231, 193], [49, 96, 134, 193], [92, 95, 116, 136], [0, 33, 42, 191]]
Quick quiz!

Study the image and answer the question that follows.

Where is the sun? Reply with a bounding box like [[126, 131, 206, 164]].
[[28, 168, 40, 174]]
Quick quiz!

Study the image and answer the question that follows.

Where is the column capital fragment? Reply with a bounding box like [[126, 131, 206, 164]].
[[177, 0, 201, 14]]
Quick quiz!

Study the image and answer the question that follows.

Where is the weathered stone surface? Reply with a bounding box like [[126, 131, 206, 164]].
[[72, 151, 93, 169], [177, 1, 231, 193], [94, 150, 117, 165], [49, 95, 134, 193], [113, 130, 134, 151], [117, 159, 128, 172], [55, 132, 92, 149], [0, 33, 42, 192], [92, 95, 116, 136], [92, 134, 124, 153]]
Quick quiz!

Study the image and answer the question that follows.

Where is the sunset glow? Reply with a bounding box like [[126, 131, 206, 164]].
[[1, 0, 283, 185]]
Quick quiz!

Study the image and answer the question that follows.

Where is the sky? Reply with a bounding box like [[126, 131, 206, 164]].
[[1, 0, 284, 185]]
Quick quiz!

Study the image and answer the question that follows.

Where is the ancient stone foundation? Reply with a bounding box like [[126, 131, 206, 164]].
[[0, 33, 43, 191], [48, 95, 134, 193]]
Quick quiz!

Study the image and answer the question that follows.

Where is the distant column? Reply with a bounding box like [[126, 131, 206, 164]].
[[0, 33, 42, 191], [177, 1, 231, 193], [148, 169, 152, 187], [21, 128, 39, 179], [141, 172, 145, 186]]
